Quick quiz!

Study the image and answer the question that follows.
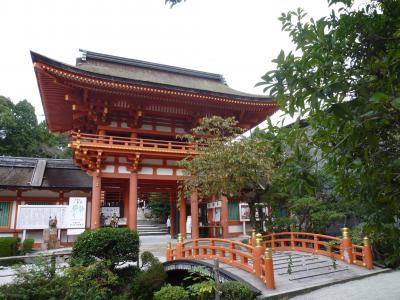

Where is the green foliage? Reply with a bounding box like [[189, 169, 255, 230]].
[[64, 261, 119, 300], [154, 284, 189, 300], [70, 228, 139, 269], [21, 238, 34, 254], [0, 237, 19, 257], [131, 260, 167, 300], [186, 280, 215, 300], [258, 0, 400, 266], [287, 254, 293, 275], [140, 251, 159, 269], [183, 266, 212, 286], [0, 256, 66, 299], [219, 281, 254, 300], [147, 193, 170, 222], [178, 116, 275, 231], [0, 96, 70, 158]]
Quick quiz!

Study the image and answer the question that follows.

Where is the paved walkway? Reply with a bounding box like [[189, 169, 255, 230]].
[[292, 270, 400, 300]]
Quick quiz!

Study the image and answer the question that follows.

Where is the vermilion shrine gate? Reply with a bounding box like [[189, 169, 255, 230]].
[[31, 49, 278, 238]]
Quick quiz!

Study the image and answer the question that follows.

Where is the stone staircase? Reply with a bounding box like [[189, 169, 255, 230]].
[[137, 209, 169, 236]]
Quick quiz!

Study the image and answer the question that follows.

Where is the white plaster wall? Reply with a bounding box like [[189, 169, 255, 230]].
[[228, 225, 243, 233], [118, 166, 129, 174], [140, 124, 153, 130], [10, 201, 16, 229], [142, 159, 163, 165], [175, 127, 185, 133], [166, 160, 177, 166], [156, 168, 173, 175], [156, 125, 172, 132], [0, 190, 17, 197], [102, 165, 115, 173], [138, 167, 153, 175], [22, 190, 59, 198]]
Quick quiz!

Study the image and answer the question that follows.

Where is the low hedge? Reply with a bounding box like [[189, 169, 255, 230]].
[[0, 237, 20, 257], [220, 281, 254, 300], [21, 238, 34, 254], [154, 284, 189, 300]]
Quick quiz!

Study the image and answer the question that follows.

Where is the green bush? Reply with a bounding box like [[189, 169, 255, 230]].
[[0, 256, 66, 299], [187, 280, 215, 300], [22, 238, 34, 254], [70, 228, 139, 269], [220, 281, 254, 300], [140, 251, 159, 268], [132, 260, 167, 300], [64, 260, 120, 300], [0, 237, 20, 257], [154, 284, 189, 300]]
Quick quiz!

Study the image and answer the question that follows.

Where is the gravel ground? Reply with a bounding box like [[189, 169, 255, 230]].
[[291, 270, 400, 300]]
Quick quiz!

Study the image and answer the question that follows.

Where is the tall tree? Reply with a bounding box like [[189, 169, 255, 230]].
[[0, 96, 70, 158], [258, 0, 400, 266]]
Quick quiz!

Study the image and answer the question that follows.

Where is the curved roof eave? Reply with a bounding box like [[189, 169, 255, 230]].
[[30, 51, 274, 104]]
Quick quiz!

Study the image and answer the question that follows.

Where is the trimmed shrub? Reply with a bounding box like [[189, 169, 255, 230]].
[[154, 284, 189, 300], [21, 238, 34, 254], [70, 228, 139, 269], [64, 260, 119, 300], [0, 237, 19, 257], [132, 261, 167, 300], [140, 251, 159, 268], [220, 281, 254, 300]]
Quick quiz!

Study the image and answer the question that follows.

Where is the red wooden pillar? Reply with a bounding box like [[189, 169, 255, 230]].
[[91, 175, 101, 229], [170, 192, 176, 239], [190, 192, 199, 239], [123, 187, 129, 219], [128, 172, 138, 230], [179, 193, 186, 238], [221, 195, 229, 238]]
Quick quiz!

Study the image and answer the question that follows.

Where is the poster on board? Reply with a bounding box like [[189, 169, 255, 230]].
[[66, 197, 87, 229], [239, 203, 251, 222], [17, 205, 68, 229]]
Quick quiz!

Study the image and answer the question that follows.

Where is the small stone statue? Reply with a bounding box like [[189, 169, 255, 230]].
[[110, 212, 119, 228], [48, 216, 59, 249]]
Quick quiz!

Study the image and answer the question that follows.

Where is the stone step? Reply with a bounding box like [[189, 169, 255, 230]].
[[289, 266, 349, 281], [138, 231, 170, 236]]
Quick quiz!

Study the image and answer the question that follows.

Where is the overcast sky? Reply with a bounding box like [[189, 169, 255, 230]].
[[0, 0, 333, 126]]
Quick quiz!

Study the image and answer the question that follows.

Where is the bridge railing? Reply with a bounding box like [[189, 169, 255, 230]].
[[259, 228, 373, 269], [166, 234, 275, 289]]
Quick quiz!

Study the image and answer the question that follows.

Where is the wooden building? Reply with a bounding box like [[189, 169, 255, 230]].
[[0, 50, 277, 241]]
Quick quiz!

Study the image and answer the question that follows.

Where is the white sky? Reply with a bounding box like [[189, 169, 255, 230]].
[[0, 0, 333, 127]]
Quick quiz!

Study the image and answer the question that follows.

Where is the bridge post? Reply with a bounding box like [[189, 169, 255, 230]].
[[166, 242, 173, 261], [253, 233, 265, 278], [290, 232, 295, 249], [271, 233, 275, 250], [264, 248, 275, 289], [176, 233, 184, 259], [341, 227, 353, 264], [363, 236, 373, 269], [313, 235, 319, 253], [251, 229, 256, 247]]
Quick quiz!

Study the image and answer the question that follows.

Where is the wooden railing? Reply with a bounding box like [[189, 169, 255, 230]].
[[167, 230, 374, 290], [166, 234, 275, 289], [258, 229, 373, 269], [71, 131, 197, 155]]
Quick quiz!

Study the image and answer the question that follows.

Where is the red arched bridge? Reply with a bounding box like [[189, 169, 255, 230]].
[[165, 228, 374, 292]]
